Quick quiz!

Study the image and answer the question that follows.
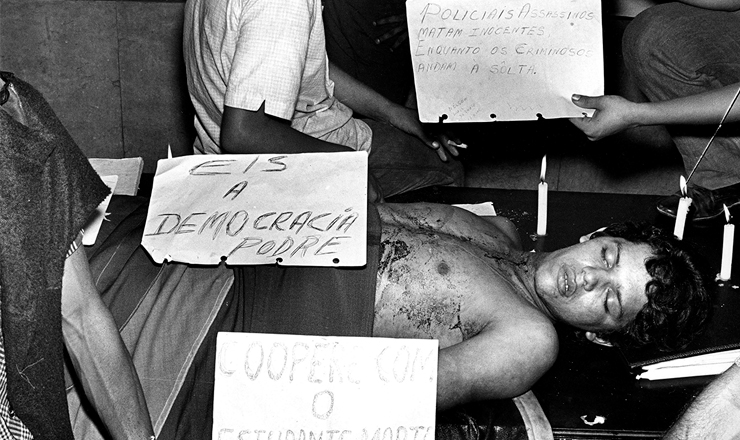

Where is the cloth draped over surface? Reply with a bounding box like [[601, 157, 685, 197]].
[[67, 196, 381, 439], [0, 74, 109, 440]]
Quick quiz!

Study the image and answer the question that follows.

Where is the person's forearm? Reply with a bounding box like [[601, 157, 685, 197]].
[[632, 83, 740, 127], [221, 103, 352, 154], [678, 0, 740, 11], [663, 362, 740, 439], [64, 314, 154, 440], [221, 103, 382, 201], [62, 249, 154, 440], [328, 61, 401, 123]]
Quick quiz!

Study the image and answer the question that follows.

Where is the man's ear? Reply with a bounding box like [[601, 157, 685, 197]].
[[585, 331, 614, 347]]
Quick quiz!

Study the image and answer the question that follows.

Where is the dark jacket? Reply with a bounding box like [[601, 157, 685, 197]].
[[0, 73, 109, 439]]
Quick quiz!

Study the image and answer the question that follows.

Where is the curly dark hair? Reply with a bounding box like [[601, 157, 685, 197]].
[[591, 221, 712, 351]]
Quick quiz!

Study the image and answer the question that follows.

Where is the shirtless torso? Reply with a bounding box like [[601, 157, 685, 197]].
[[373, 203, 559, 410]]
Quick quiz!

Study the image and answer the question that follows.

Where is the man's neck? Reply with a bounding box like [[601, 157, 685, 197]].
[[517, 251, 556, 320]]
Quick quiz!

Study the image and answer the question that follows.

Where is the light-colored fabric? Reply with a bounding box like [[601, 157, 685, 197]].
[[183, 0, 371, 155], [513, 390, 554, 440]]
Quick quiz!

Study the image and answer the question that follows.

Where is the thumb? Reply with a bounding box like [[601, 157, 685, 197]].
[[571, 94, 597, 109]]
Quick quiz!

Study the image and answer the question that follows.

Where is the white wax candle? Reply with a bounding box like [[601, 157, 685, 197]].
[[673, 176, 691, 240], [537, 182, 548, 235], [673, 197, 691, 240], [720, 210, 734, 281], [537, 156, 547, 236]]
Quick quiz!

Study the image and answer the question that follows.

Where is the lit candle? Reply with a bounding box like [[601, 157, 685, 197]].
[[673, 176, 692, 240], [537, 155, 547, 236], [720, 204, 734, 281]]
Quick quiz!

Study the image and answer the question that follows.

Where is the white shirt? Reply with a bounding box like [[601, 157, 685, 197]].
[[183, 0, 372, 154]]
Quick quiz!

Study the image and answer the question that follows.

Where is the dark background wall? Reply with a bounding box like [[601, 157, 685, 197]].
[[1, 0, 194, 173]]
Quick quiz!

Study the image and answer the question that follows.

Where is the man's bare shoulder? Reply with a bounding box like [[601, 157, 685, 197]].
[[479, 312, 558, 397], [475, 287, 558, 350]]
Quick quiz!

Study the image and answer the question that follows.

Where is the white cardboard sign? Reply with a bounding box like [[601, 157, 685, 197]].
[[407, 0, 604, 122], [141, 152, 367, 267], [213, 332, 439, 440]]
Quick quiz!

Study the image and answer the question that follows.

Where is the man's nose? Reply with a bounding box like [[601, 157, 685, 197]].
[[582, 266, 606, 291]]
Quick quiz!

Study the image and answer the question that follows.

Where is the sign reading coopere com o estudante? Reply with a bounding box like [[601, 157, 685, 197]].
[[141, 152, 368, 267], [407, 0, 604, 122], [213, 332, 439, 440]]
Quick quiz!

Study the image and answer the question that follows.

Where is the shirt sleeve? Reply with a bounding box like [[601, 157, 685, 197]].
[[225, 0, 313, 120]]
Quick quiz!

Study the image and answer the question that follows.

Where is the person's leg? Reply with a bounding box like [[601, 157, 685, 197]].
[[365, 119, 465, 198], [623, 3, 740, 219]]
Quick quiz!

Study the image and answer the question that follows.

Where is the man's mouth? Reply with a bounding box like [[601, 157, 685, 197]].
[[558, 265, 576, 297]]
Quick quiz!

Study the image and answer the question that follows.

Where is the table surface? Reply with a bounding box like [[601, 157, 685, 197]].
[[390, 186, 738, 439]]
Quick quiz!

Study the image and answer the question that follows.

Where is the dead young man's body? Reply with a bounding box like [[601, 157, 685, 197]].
[[373, 203, 709, 410]]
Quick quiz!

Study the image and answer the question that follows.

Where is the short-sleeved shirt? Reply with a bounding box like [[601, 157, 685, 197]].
[[183, 0, 372, 154]]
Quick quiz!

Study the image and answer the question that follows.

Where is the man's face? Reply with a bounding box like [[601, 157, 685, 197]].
[[534, 236, 652, 332]]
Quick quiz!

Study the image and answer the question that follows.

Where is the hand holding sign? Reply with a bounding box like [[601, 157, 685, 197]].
[[407, 0, 604, 122]]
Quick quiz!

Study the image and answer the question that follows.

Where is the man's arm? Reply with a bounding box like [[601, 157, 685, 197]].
[[220, 102, 352, 155], [328, 61, 401, 124], [677, 0, 740, 10], [436, 315, 558, 411], [61, 238, 154, 440], [663, 361, 740, 439], [328, 62, 459, 161], [221, 103, 382, 202], [570, 82, 740, 141]]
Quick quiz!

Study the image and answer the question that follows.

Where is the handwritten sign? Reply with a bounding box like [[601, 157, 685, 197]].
[[407, 0, 604, 122], [213, 332, 438, 440], [141, 152, 368, 266]]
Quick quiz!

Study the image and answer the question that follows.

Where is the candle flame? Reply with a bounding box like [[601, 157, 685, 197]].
[[540, 155, 547, 182], [725, 204, 731, 223], [679, 175, 687, 196]]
